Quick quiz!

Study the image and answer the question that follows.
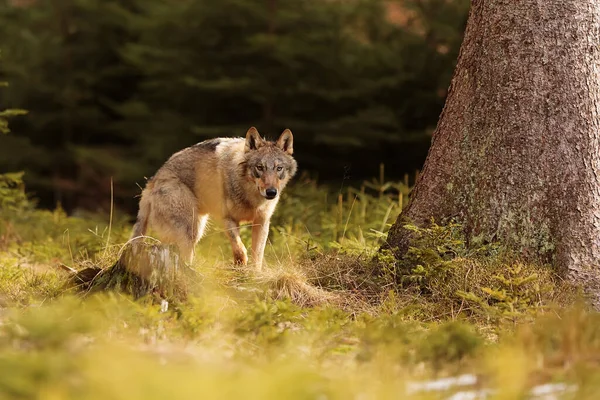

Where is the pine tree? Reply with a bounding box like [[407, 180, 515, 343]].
[[0, 0, 141, 210], [0, 0, 469, 211]]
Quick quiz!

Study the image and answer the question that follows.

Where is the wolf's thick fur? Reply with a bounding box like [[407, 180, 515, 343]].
[[131, 127, 297, 269]]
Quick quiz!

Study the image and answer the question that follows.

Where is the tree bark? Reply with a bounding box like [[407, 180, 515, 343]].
[[384, 0, 600, 305]]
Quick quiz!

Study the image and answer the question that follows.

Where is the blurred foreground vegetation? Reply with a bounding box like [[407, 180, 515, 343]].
[[2, 174, 599, 399], [0, 0, 469, 212]]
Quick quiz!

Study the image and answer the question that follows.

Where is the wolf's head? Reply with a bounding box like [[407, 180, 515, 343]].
[[243, 127, 298, 200]]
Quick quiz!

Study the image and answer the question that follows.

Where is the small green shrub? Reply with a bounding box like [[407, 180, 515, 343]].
[[417, 321, 483, 370], [392, 219, 570, 324], [457, 263, 548, 323], [233, 297, 302, 348], [398, 219, 499, 288], [356, 311, 425, 365], [174, 297, 217, 339]]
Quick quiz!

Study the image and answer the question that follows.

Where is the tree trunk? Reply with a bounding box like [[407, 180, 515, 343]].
[[384, 0, 600, 306]]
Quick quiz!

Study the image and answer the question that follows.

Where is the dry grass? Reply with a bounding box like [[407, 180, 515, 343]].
[[253, 264, 340, 307]]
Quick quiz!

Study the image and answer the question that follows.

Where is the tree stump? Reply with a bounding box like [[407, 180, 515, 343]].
[[73, 240, 196, 300]]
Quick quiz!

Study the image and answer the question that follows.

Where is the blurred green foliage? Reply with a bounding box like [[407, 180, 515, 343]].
[[0, 51, 27, 135], [0, 0, 468, 212]]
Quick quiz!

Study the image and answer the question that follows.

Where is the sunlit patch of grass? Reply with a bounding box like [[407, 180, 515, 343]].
[[0, 255, 64, 307]]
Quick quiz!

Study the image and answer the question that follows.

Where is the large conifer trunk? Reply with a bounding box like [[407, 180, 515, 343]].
[[385, 1, 600, 304]]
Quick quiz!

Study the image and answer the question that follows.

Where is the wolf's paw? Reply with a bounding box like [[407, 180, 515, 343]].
[[233, 248, 248, 266]]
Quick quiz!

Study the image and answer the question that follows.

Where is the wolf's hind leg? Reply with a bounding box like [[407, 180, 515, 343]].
[[177, 241, 196, 265], [149, 179, 201, 265], [177, 215, 208, 265]]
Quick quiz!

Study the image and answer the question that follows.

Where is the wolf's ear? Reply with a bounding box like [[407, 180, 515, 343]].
[[276, 129, 294, 155], [245, 127, 263, 152]]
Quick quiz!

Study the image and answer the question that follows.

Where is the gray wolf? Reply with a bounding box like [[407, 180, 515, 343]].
[[131, 127, 297, 269]]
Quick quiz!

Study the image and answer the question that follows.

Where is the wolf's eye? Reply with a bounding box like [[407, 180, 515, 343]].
[[276, 166, 283, 172], [256, 165, 264, 171]]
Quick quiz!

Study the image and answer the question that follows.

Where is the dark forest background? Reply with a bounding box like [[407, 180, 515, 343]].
[[0, 0, 468, 214]]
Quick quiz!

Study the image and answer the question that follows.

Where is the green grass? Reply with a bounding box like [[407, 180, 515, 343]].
[[0, 172, 598, 399]]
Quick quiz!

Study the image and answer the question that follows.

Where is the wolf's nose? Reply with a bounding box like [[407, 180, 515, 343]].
[[265, 188, 278, 199]]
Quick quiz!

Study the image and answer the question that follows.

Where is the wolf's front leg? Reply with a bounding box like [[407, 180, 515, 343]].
[[224, 218, 248, 265], [251, 216, 270, 270]]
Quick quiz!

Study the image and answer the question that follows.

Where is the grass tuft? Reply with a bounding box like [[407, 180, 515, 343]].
[[254, 264, 339, 307]]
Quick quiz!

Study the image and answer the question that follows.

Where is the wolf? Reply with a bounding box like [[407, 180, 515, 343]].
[[130, 127, 297, 270]]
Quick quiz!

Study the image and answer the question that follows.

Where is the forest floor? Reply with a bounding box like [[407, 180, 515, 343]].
[[1, 174, 599, 399]]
